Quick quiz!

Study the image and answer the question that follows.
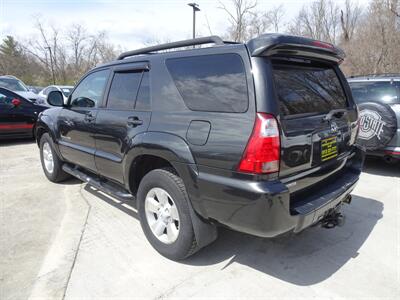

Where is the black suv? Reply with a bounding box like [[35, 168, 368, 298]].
[[36, 34, 364, 260]]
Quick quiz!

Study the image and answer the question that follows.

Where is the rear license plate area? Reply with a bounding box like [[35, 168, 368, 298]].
[[321, 136, 338, 161]]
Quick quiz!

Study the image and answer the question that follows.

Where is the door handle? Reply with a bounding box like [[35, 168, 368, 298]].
[[84, 112, 95, 123], [127, 116, 143, 127]]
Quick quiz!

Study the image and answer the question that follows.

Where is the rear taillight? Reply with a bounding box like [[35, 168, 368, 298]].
[[238, 113, 280, 174]]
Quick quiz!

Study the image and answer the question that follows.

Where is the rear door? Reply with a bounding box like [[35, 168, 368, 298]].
[[269, 59, 358, 183], [94, 64, 152, 184]]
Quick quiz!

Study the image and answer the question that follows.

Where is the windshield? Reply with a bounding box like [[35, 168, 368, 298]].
[[272, 62, 348, 116], [349, 81, 399, 104], [0, 78, 29, 92], [61, 88, 73, 97]]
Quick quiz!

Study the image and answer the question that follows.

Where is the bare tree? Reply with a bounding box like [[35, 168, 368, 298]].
[[247, 4, 285, 38], [341, 0, 400, 75], [247, 11, 270, 38], [288, 0, 340, 44], [219, 0, 257, 42], [390, 0, 400, 17], [13, 19, 119, 85], [267, 4, 285, 32], [68, 24, 87, 70], [340, 0, 363, 42]]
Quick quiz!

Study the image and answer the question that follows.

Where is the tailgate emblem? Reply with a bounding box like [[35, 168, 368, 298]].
[[330, 122, 339, 133]]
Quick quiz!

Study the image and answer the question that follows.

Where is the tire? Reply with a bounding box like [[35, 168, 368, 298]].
[[40, 133, 70, 183], [137, 168, 197, 260]]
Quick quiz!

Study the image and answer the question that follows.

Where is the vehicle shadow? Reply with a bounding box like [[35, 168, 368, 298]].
[[0, 138, 35, 147], [83, 183, 382, 286], [185, 195, 382, 285], [84, 184, 139, 219], [363, 157, 399, 177]]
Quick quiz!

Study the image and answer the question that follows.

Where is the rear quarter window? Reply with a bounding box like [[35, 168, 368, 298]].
[[272, 63, 348, 116], [166, 53, 248, 113]]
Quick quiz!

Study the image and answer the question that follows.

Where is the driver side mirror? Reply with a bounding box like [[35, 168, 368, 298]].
[[11, 98, 21, 107], [47, 91, 64, 107]]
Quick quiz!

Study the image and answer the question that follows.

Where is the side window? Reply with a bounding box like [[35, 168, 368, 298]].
[[135, 71, 150, 111], [107, 71, 142, 110], [0, 91, 11, 105], [0, 90, 29, 107], [70, 69, 109, 108], [166, 53, 248, 113]]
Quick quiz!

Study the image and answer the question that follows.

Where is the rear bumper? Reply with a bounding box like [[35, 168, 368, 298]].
[[367, 146, 400, 159], [195, 149, 363, 238]]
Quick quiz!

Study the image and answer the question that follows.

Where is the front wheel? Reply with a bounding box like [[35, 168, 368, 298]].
[[137, 168, 197, 260], [40, 133, 70, 183]]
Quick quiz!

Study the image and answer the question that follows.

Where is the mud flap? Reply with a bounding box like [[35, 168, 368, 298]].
[[187, 201, 218, 251]]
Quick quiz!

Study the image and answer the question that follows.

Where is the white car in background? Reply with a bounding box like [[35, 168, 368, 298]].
[[0, 75, 39, 102], [37, 85, 74, 106]]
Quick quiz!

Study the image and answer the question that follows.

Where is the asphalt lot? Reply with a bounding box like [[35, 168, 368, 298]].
[[1, 140, 399, 299]]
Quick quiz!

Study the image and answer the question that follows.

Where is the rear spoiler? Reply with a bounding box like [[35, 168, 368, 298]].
[[246, 34, 345, 64]]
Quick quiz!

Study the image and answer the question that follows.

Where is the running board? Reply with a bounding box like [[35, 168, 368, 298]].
[[62, 164, 134, 201]]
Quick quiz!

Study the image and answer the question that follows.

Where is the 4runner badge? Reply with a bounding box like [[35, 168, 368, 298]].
[[358, 109, 386, 140]]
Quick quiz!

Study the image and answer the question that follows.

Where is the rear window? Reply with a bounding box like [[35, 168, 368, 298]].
[[166, 53, 248, 113], [272, 63, 348, 116], [349, 81, 399, 104], [0, 78, 28, 92]]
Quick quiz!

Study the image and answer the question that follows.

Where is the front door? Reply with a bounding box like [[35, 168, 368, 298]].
[[58, 68, 110, 172], [94, 65, 152, 183]]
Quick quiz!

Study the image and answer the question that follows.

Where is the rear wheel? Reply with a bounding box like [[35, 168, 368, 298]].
[[40, 133, 70, 182], [137, 168, 197, 260]]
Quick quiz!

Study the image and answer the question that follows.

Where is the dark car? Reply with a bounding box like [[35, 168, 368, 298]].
[[35, 34, 364, 260], [348, 74, 400, 163], [0, 75, 39, 102], [0, 87, 48, 139]]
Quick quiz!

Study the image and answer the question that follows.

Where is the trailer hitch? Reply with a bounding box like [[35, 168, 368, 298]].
[[320, 211, 345, 228]]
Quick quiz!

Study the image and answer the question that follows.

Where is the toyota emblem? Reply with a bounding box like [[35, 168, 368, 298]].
[[330, 122, 339, 133]]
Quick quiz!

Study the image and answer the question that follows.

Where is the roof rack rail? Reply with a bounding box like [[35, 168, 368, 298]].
[[118, 35, 225, 60]]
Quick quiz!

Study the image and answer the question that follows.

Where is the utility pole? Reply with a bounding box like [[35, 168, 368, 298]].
[[188, 3, 200, 40], [45, 46, 55, 84]]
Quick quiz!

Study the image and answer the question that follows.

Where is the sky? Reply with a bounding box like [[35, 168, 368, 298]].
[[0, 0, 372, 50]]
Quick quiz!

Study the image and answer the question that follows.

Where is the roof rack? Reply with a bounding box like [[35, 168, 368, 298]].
[[118, 35, 225, 60]]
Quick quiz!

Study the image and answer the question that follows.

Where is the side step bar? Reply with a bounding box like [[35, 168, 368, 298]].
[[62, 164, 134, 201]]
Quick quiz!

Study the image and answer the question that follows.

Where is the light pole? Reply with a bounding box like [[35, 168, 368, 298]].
[[188, 3, 200, 40], [45, 46, 55, 84]]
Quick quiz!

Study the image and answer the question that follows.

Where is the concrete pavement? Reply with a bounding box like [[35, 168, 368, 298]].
[[1, 141, 399, 299], [63, 159, 400, 299]]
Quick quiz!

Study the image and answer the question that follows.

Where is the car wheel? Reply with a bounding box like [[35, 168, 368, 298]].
[[40, 133, 70, 183], [137, 168, 197, 260]]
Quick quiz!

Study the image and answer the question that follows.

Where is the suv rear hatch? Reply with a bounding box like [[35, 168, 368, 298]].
[[247, 34, 360, 212]]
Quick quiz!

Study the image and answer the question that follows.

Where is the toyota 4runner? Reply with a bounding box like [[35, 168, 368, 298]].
[[36, 34, 364, 260]]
